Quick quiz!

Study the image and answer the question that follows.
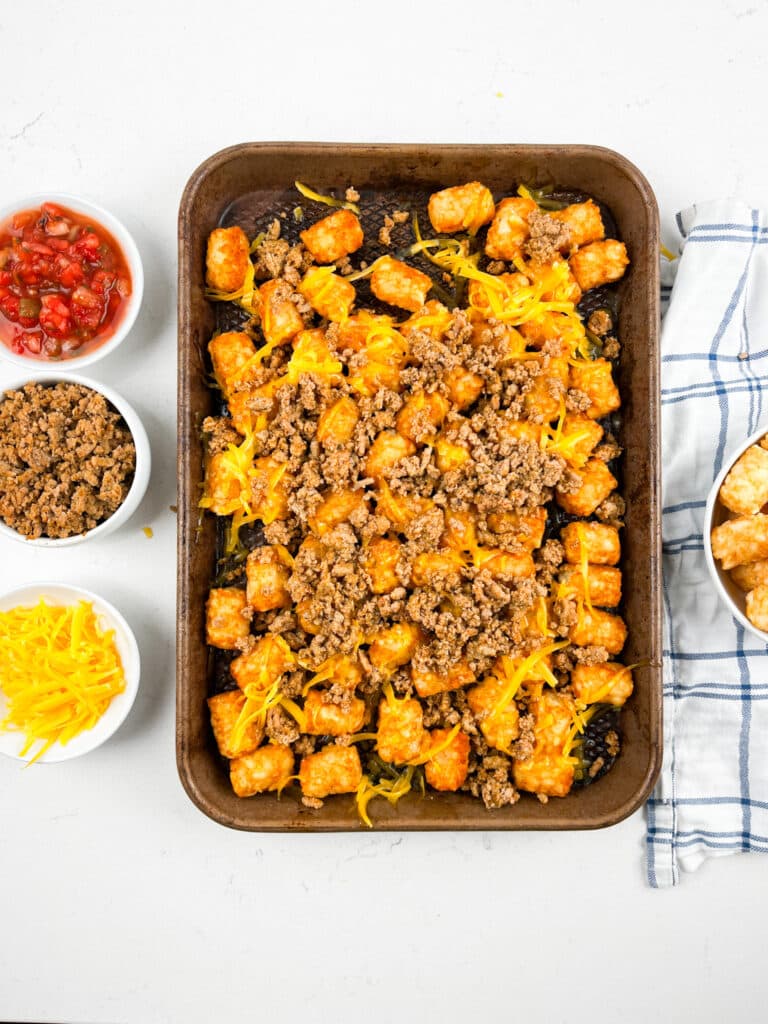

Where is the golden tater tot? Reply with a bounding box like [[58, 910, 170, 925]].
[[365, 430, 416, 479], [246, 547, 291, 612], [203, 452, 242, 515], [467, 678, 520, 752], [435, 436, 471, 472], [731, 559, 768, 593], [251, 456, 290, 523], [411, 550, 465, 587], [746, 585, 768, 632], [570, 606, 627, 654], [377, 697, 424, 764], [376, 488, 434, 529], [571, 662, 634, 707], [299, 744, 363, 798], [411, 660, 475, 698], [569, 358, 621, 420], [349, 358, 403, 396], [396, 391, 451, 443], [569, 239, 629, 292], [485, 196, 537, 260], [428, 181, 495, 234], [371, 256, 432, 312], [499, 416, 544, 445], [299, 268, 356, 322], [719, 445, 768, 516], [316, 396, 359, 447], [554, 414, 604, 468], [549, 199, 605, 251], [206, 226, 250, 293], [230, 636, 293, 692], [368, 622, 423, 671], [304, 690, 367, 736], [309, 488, 368, 536], [424, 729, 471, 791], [444, 365, 484, 410], [711, 514, 768, 571], [230, 744, 295, 797], [531, 689, 575, 752], [562, 521, 621, 565], [208, 689, 263, 759], [474, 548, 536, 579], [487, 508, 547, 551], [556, 459, 618, 517], [300, 209, 364, 264], [206, 587, 250, 649], [513, 754, 574, 798], [523, 356, 570, 422], [558, 565, 622, 607], [208, 332, 257, 399], [362, 537, 402, 594], [259, 279, 304, 347]]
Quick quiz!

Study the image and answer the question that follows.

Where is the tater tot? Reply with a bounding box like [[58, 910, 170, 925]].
[[304, 690, 367, 736], [424, 729, 471, 791], [513, 754, 574, 798], [251, 456, 290, 523], [396, 391, 450, 443], [442, 508, 478, 552], [550, 199, 605, 250], [474, 548, 536, 579], [556, 459, 618, 517], [411, 550, 465, 587], [731, 559, 768, 592], [562, 522, 621, 565], [299, 744, 362, 798], [365, 430, 416, 479], [208, 689, 263, 759], [231, 744, 295, 797], [309, 489, 368, 536], [569, 359, 621, 420], [316, 396, 360, 447], [746, 585, 768, 632], [570, 606, 627, 654], [230, 635, 293, 691], [444, 365, 484, 410], [531, 689, 575, 752], [467, 678, 520, 752], [361, 536, 402, 594], [428, 182, 495, 234], [299, 268, 356, 322], [203, 452, 242, 515], [569, 239, 629, 292], [558, 565, 622, 607], [571, 662, 634, 707], [206, 226, 250, 293], [523, 357, 570, 422], [376, 488, 433, 529], [719, 445, 768, 515], [555, 414, 604, 468], [300, 209, 364, 264], [711, 514, 768, 571], [435, 436, 471, 472], [377, 696, 425, 764], [485, 196, 537, 260], [246, 547, 291, 612], [208, 332, 257, 399], [411, 660, 475, 698], [368, 623, 422, 671], [259, 279, 304, 347], [487, 508, 547, 551], [371, 256, 432, 312], [206, 587, 251, 649]]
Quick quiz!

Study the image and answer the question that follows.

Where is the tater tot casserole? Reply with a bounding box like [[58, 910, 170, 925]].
[[196, 176, 635, 824]]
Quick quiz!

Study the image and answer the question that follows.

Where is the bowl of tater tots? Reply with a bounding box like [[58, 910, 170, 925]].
[[706, 425, 768, 640]]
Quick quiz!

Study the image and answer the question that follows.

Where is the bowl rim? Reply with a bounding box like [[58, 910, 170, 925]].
[[704, 422, 768, 643], [0, 371, 151, 547], [0, 191, 144, 370], [0, 580, 141, 763]]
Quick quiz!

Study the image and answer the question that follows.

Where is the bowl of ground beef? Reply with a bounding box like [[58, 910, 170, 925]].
[[0, 374, 151, 545]]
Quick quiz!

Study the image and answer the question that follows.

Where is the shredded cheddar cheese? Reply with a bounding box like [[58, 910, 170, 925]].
[[294, 180, 360, 215], [0, 599, 125, 763]]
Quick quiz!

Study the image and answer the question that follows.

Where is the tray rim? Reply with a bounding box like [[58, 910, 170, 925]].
[[177, 141, 662, 832]]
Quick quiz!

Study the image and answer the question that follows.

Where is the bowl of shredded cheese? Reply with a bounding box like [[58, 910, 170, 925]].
[[0, 582, 140, 763]]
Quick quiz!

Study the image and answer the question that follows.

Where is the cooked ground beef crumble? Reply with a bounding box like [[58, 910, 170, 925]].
[[0, 382, 136, 539]]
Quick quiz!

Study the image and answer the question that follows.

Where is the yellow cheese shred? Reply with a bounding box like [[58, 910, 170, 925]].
[[0, 599, 126, 763], [355, 765, 415, 828], [294, 180, 360, 215]]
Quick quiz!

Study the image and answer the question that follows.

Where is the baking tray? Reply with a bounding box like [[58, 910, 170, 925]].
[[177, 143, 662, 831]]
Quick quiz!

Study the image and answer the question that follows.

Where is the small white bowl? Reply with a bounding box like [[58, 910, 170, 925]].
[[0, 582, 141, 763], [0, 192, 143, 371], [704, 423, 768, 642], [0, 372, 151, 547]]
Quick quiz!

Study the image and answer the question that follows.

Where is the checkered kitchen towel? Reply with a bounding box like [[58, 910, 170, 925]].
[[647, 200, 768, 886]]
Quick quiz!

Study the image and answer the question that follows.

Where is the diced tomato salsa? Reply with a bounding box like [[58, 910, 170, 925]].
[[0, 202, 132, 359]]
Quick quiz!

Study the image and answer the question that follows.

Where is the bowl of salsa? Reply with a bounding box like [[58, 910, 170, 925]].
[[0, 193, 143, 368]]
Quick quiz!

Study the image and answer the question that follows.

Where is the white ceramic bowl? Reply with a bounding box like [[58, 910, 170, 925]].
[[704, 423, 768, 643], [0, 582, 141, 763], [0, 372, 151, 547], [0, 192, 143, 370]]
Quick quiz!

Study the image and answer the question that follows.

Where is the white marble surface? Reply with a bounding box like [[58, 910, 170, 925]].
[[2, 1, 768, 1021]]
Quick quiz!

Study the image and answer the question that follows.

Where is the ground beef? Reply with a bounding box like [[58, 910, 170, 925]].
[[587, 309, 612, 336], [525, 209, 570, 264], [602, 336, 620, 360], [0, 382, 136, 539]]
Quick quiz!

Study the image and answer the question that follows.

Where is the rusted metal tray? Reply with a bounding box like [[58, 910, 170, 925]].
[[177, 142, 661, 831]]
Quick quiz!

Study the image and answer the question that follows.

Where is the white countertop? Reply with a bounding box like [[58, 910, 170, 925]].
[[2, 2, 767, 1021]]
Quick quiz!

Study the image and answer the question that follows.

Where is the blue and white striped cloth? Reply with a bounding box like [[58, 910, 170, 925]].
[[647, 200, 768, 887]]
